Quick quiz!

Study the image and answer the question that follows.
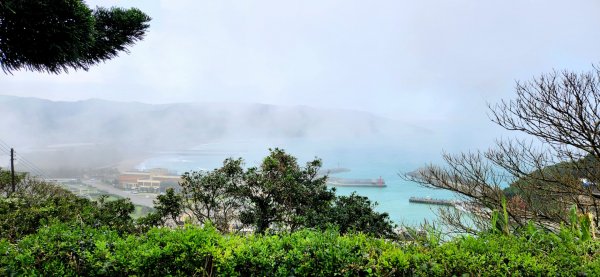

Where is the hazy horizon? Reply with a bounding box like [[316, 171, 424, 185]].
[[3, 1, 599, 130], [2, 0, 600, 171]]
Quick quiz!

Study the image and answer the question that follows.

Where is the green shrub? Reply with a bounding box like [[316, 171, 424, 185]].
[[2, 223, 600, 276]]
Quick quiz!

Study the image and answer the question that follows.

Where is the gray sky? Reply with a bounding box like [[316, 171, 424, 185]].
[[3, 0, 600, 127]]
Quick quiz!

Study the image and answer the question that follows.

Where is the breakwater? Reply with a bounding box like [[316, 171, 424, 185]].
[[409, 197, 456, 206], [327, 177, 386, 187]]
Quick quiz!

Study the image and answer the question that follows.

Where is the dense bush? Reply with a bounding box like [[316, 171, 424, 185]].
[[0, 183, 92, 242], [0, 182, 138, 242], [2, 223, 599, 276]]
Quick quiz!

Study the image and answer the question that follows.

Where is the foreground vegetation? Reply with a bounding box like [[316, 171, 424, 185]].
[[5, 2, 598, 275], [1, 222, 600, 276], [1, 177, 599, 275], [2, 65, 600, 275]]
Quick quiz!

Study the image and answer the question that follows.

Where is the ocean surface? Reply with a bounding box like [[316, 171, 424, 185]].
[[137, 138, 457, 227]]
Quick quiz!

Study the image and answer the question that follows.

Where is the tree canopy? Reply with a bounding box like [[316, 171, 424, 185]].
[[238, 148, 335, 233], [0, 0, 150, 73], [154, 148, 396, 237], [179, 158, 245, 232]]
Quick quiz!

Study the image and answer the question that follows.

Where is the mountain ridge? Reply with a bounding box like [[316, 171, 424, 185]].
[[0, 95, 430, 171]]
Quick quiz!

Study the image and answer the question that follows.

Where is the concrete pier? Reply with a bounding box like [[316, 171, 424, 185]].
[[409, 197, 456, 206]]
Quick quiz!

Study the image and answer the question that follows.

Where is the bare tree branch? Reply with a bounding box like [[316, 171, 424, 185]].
[[408, 66, 600, 234]]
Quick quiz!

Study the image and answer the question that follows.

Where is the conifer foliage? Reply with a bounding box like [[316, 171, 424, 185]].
[[0, 0, 150, 73]]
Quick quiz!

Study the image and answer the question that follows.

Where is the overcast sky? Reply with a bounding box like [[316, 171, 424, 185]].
[[3, 0, 600, 129]]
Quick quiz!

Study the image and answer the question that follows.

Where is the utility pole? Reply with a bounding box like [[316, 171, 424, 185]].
[[10, 148, 15, 194]]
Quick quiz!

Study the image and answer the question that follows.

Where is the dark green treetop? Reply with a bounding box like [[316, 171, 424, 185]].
[[0, 0, 151, 73], [322, 192, 397, 239], [239, 148, 335, 233]]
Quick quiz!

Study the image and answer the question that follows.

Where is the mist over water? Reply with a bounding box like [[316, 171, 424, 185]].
[[138, 137, 455, 225], [0, 96, 496, 226]]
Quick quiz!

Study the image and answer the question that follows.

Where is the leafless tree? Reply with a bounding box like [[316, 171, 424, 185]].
[[407, 66, 600, 235]]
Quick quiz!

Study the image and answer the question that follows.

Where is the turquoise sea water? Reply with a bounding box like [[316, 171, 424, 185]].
[[138, 138, 457, 226]]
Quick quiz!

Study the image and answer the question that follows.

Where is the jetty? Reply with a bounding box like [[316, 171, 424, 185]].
[[409, 197, 456, 206], [319, 167, 386, 188], [327, 176, 386, 187]]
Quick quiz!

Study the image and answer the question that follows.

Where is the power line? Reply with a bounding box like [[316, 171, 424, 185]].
[[0, 139, 48, 178], [0, 139, 12, 152], [14, 151, 46, 174], [0, 143, 11, 155], [15, 159, 46, 178]]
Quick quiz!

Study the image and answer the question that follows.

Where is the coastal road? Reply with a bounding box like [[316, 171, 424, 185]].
[[82, 179, 156, 207]]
